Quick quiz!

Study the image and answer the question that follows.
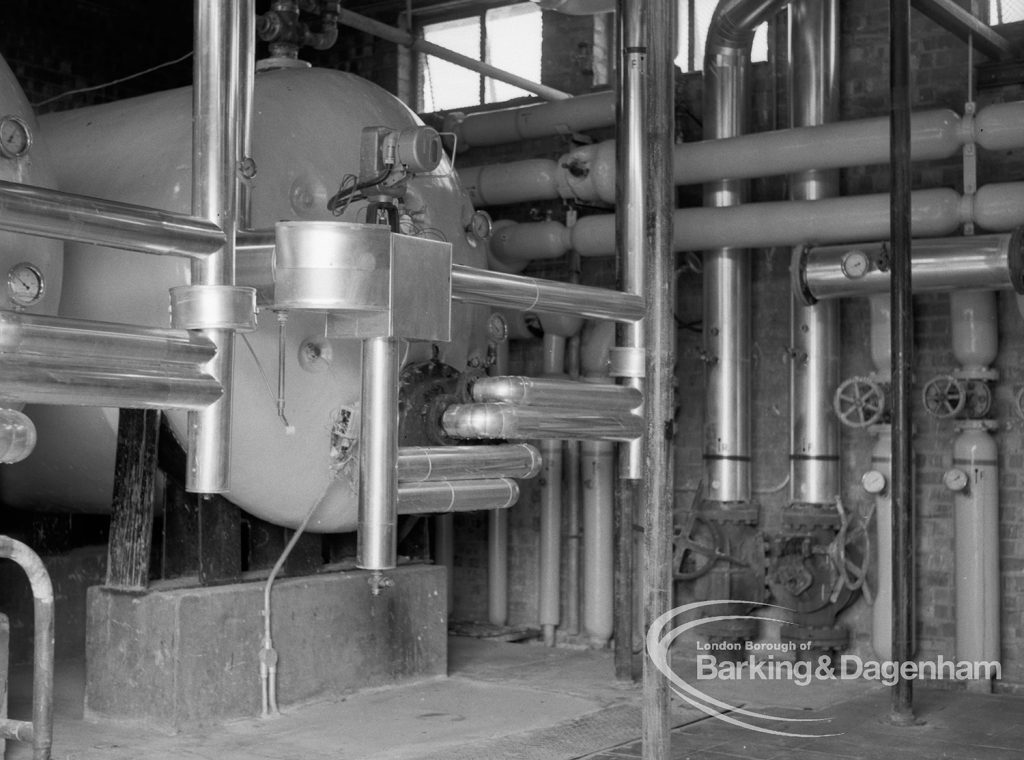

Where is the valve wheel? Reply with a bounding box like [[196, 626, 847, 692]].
[[673, 514, 721, 582], [922, 375, 966, 419], [833, 377, 886, 428], [964, 380, 993, 419]]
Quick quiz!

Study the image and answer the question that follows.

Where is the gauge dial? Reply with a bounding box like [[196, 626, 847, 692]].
[[0, 115, 32, 159], [7, 262, 45, 307], [840, 249, 870, 279], [469, 210, 493, 240], [943, 468, 969, 493], [861, 469, 887, 495]]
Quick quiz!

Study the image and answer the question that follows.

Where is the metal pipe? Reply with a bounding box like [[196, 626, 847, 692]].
[[187, 0, 248, 494], [789, 0, 840, 508], [641, 0, 675, 754], [890, 0, 915, 723], [396, 478, 520, 514], [357, 337, 401, 578], [540, 334, 566, 646], [910, 0, 1016, 61], [489, 337, 511, 627], [397, 443, 542, 482], [435, 512, 455, 611], [442, 402, 642, 441], [446, 90, 615, 149], [0, 536, 53, 760], [337, 9, 570, 102], [0, 179, 223, 257], [0, 356, 222, 410], [798, 229, 1024, 302], [471, 376, 642, 411], [582, 438, 615, 648], [450, 264, 644, 323]]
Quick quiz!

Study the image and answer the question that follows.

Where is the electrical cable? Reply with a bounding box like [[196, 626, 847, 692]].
[[32, 51, 193, 108]]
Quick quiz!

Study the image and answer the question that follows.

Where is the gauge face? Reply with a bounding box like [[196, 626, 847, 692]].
[[7, 262, 45, 307], [840, 249, 870, 279], [469, 210, 493, 240], [861, 469, 887, 495], [943, 468, 969, 493], [0, 115, 32, 159]]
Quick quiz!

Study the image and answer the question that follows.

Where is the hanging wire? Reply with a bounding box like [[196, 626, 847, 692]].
[[32, 51, 193, 108]]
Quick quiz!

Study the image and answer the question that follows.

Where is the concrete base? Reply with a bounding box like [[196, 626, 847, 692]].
[[85, 565, 447, 729]]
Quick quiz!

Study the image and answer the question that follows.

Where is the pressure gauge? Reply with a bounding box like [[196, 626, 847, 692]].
[[840, 249, 870, 280], [6, 262, 44, 307], [0, 115, 32, 159], [468, 210, 493, 240], [861, 469, 887, 495], [943, 468, 969, 493]]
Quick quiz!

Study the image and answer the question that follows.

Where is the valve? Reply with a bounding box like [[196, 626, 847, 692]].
[[963, 379, 993, 419], [673, 513, 723, 581], [922, 374, 966, 418], [833, 376, 886, 428]]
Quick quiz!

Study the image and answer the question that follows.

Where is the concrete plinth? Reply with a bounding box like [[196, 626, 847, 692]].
[[85, 565, 447, 729]]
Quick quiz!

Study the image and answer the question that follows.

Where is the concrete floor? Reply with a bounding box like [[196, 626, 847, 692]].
[[5, 637, 1024, 759]]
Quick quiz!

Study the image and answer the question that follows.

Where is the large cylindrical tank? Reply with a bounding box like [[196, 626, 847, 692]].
[[2, 66, 489, 532], [0, 56, 63, 318]]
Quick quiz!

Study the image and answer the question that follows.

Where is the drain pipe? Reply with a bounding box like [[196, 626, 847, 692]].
[[0, 536, 53, 760]]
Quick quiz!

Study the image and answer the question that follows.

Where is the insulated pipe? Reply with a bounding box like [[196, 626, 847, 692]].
[[797, 230, 1024, 302], [890, 0, 915, 722], [471, 376, 642, 410], [489, 337, 512, 628], [397, 478, 520, 514], [582, 437, 615, 647], [443, 90, 615, 149], [0, 179, 224, 258], [356, 336, 400, 581], [492, 183, 1024, 259], [450, 264, 644, 323], [540, 334, 566, 646], [951, 290, 998, 372], [866, 425, 893, 661], [789, 0, 840, 508], [442, 403, 643, 441], [337, 9, 570, 102], [397, 444, 542, 482], [948, 421, 1000, 692], [187, 0, 249, 494], [0, 536, 53, 760]]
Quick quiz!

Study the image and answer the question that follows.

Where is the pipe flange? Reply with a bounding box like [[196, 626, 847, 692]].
[[953, 418, 998, 433], [698, 502, 760, 525], [170, 285, 258, 332]]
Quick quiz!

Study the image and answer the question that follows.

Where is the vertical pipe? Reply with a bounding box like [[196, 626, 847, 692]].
[[488, 337, 511, 626], [583, 439, 616, 647], [641, 0, 675, 756], [613, 0, 644, 687], [357, 337, 400, 586], [188, 0, 246, 492], [789, 0, 840, 507], [436, 513, 455, 609], [539, 334, 566, 646], [889, 0, 915, 723], [869, 294, 894, 660]]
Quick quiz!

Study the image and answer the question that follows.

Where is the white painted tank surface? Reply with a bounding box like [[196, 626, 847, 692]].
[[3, 66, 489, 532], [0, 56, 63, 319]]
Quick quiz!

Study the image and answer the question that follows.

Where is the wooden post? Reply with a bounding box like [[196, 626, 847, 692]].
[[106, 409, 160, 590], [198, 494, 242, 586]]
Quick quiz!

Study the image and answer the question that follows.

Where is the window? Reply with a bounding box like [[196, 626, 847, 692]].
[[674, 1, 767, 73], [987, 0, 1024, 24], [419, 2, 543, 112]]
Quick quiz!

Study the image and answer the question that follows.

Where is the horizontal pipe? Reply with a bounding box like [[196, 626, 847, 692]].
[[911, 0, 1016, 61], [338, 9, 570, 102], [397, 478, 520, 514], [0, 719, 34, 743], [397, 443, 542, 482], [471, 375, 642, 411], [798, 229, 1024, 302], [493, 183, 1024, 260], [451, 264, 643, 322], [445, 90, 615, 149], [0, 179, 224, 258], [0, 311, 217, 366], [442, 402, 642, 441], [460, 101, 1024, 207], [0, 355, 223, 409]]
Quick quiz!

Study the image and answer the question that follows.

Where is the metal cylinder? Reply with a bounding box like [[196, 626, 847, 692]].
[[868, 425, 893, 660], [396, 443, 541, 482], [539, 437, 563, 643], [451, 264, 643, 323], [950, 422, 1000, 689], [0, 179, 224, 258], [396, 478, 519, 514], [356, 336, 400, 571], [488, 507, 509, 626], [582, 439, 615, 648], [797, 229, 1024, 303], [0, 535, 53, 760], [870, 293, 892, 377], [470, 376, 642, 411], [442, 402, 642, 441], [951, 290, 998, 373]]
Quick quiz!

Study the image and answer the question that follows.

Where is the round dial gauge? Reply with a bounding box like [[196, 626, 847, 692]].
[[840, 249, 870, 279], [861, 469, 887, 495], [469, 210, 493, 240], [943, 468, 969, 493], [7, 262, 45, 307], [0, 115, 32, 159]]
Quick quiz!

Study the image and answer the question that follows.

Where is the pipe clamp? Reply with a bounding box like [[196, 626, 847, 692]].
[[170, 285, 257, 332]]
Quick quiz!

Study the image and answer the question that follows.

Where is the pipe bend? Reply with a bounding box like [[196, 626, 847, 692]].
[[706, 0, 787, 52]]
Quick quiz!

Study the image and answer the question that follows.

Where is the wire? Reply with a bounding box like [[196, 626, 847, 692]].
[[327, 165, 394, 215], [32, 51, 193, 108]]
